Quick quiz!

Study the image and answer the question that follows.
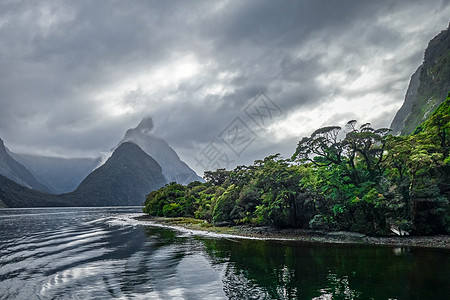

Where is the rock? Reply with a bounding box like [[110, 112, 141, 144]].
[[327, 231, 366, 238]]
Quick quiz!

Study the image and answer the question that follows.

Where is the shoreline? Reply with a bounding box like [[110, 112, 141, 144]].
[[133, 215, 450, 249]]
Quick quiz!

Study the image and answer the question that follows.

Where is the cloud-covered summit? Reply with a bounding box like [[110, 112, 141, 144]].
[[120, 117, 203, 184], [136, 117, 154, 135]]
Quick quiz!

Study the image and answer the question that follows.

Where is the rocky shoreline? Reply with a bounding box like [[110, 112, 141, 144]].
[[134, 215, 450, 249]]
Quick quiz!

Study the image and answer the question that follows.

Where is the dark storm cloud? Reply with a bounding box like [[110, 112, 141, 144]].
[[0, 0, 199, 154], [0, 0, 449, 173]]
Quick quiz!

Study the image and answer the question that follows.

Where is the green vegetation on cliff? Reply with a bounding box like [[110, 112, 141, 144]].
[[396, 25, 450, 135], [144, 94, 450, 236]]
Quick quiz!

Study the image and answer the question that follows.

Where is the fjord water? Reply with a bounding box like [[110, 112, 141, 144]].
[[0, 208, 448, 300]]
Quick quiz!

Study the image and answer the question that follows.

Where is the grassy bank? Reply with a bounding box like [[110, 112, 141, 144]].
[[134, 215, 450, 249]]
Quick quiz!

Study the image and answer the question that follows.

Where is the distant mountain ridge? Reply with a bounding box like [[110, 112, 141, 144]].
[[2, 116, 202, 197], [0, 174, 64, 208], [0, 116, 203, 208], [10, 152, 100, 194], [0, 138, 50, 192], [1, 142, 168, 207], [391, 24, 450, 135]]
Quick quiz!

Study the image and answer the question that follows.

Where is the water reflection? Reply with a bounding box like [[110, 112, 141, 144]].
[[0, 208, 448, 300], [37, 225, 228, 299], [196, 237, 450, 299]]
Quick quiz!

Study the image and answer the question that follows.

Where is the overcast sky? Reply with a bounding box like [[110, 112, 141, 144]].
[[0, 0, 449, 176]]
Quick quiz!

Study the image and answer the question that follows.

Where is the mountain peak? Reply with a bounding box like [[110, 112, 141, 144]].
[[119, 117, 203, 185], [70, 141, 167, 206]]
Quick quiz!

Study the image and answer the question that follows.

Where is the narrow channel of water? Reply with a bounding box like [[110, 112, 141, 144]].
[[0, 207, 448, 299]]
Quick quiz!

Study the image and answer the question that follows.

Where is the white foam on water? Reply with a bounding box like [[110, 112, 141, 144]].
[[112, 214, 293, 242]]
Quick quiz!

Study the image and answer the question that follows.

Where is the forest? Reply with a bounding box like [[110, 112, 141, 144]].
[[143, 93, 450, 236]]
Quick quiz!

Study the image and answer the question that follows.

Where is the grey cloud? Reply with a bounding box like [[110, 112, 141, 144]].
[[0, 0, 449, 174]]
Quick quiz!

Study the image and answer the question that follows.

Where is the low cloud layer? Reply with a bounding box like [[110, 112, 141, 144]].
[[0, 0, 449, 175]]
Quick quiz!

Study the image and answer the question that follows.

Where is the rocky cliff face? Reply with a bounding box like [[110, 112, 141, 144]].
[[391, 24, 450, 135], [390, 66, 421, 135]]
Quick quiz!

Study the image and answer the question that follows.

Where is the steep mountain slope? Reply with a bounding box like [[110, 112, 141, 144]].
[[390, 66, 422, 134], [117, 117, 204, 185], [0, 138, 50, 192], [10, 152, 100, 194], [391, 24, 450, 135], [0, 174, 66, 207], [66, 142, 167, 206]]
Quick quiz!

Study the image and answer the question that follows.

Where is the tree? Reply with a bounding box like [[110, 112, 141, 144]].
[[204, 169, 231, 186], [292, 121, 394, 234], [292, 126, 343, 166], [342, 122, 391, 184], [253, 155, 314, 228]]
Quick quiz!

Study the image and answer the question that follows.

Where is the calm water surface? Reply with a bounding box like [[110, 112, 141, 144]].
[[0, 207, 448, 299]]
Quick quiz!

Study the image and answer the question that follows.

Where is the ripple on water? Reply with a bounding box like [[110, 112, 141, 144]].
[[0, 208, 228, 300], [1, 207, 448, 300]]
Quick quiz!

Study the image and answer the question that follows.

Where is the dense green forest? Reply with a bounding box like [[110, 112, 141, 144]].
[[144, 93, 450, 236]]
